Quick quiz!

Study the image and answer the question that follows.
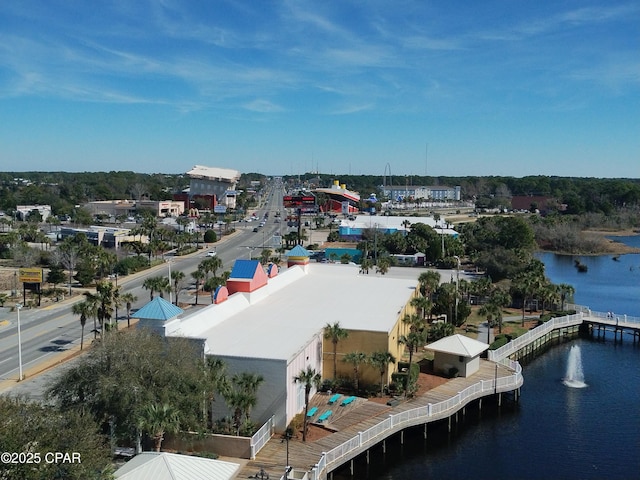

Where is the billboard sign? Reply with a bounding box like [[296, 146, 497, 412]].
[[283, 195, 316, 208], [214, 205, 227, 213], [19, 268, 43, 283]]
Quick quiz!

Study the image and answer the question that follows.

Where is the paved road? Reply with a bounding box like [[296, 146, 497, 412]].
[[0, 182, 287, 391]]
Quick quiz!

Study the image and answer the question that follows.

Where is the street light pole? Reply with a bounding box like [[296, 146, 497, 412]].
[[16, 303, 23, 381], [167, 260, 172, 304], [453, 255, 460, 325]]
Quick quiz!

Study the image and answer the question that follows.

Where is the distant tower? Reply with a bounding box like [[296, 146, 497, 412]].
[[383, 163, 392, 198]]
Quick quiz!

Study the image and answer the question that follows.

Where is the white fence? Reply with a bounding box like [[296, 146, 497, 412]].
[[251, 415, 275, 459], [568, 303, 640, 327], [304, 363, 522, 480], [488, 312, 583, 362], [297, 304, 639, 480]]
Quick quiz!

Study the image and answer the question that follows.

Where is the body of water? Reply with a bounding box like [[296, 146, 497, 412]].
[[537, 236, 640, 317], [335, 236, 640, 480]]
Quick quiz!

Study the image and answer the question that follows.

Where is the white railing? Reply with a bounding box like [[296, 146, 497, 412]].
[[306, 304, 640, 479], [488, 313, 583, 362], [308, 366, 523, 480], [567, 303, 640, 327], [250, 415, 275, 459]]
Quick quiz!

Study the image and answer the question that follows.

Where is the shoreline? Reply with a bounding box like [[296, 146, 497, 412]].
[[539, 229, 640, 256]]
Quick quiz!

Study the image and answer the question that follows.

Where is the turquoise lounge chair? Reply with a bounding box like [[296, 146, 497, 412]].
[[341, 396, 355, 406], [318, 410, 333, 422], [307, 406, 318, 417], [328, 393, 341, 404]]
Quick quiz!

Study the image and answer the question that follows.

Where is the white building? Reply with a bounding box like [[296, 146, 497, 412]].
[[186, 165, 241, 208], [382, 185, 461, 202], [16, 204, 52, 222], [148, 261, 426, 431]]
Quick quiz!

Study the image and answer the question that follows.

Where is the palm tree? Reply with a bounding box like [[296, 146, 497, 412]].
[[199, 256, 223, 284], [540, 282, 560, 316], [120, 292, 138, 328], [410, 295, 431, 321], [202, 357, 228, 428], [369, 351, 396, 396], [171, 270, 185, 305], [513, 269, 545, 325], [293, 366, 322, 442], [142, 276, 170, 300], [94, 281, 119, 332], [557, 283, 575, 311], [343, 351, 367, 393], [224, 373, 264, 435], [418, 270, 440, 300], [398, 329, 427, 397], [137, 403, 180, 452], [71, 299, 96, 350], [81, 291, 101, 339], [359, 257, 373, 274], [191, 269, 205, 305], [323, 322, 349, 380], [260, 249, 272, 266], [488, 287, 511, 333], [375, 256, 391, 275]]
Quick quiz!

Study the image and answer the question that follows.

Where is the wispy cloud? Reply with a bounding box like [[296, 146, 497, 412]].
[[328, 103, 374, 115], [242, 99, 285, 113]]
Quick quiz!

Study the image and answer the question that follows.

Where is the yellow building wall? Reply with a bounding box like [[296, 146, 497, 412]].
[[321, 287, 422, 389]]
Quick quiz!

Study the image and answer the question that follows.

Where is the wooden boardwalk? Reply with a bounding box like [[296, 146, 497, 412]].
[[238, 360, 516, 479]]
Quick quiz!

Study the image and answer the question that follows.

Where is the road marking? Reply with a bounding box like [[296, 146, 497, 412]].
[[0, 320, 10, 327]]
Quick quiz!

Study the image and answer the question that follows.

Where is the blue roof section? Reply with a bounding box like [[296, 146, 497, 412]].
[[286, 245, 311, 257], [135, 296, 183, 321], [229, 259, 260, 279]]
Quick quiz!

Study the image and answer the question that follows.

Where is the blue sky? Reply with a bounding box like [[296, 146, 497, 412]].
[[1, 1, 638, 178]]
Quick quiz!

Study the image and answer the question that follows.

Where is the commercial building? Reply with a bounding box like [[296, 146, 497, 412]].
[[336, 214, 458, 241], [181, 165, 242, 211], [16, 204, 52, 222], [58, 226, 141, 249], [83, 200, 185, 218], [382, 185, 461, 202], [138, 259, 426, 432]]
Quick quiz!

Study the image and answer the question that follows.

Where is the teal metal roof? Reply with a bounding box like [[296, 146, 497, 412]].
[[229, 259, 260, 279], [286, 245, 311, 257], [135, 296, 183, 321]]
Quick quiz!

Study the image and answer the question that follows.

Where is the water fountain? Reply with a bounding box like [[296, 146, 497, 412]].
[[563, 345, 587, 388]]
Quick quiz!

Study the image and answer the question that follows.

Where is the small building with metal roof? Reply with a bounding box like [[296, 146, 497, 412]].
[[426, 334, 489, 378], [135, 297, 183, 336], [114, 451, 240, 480]]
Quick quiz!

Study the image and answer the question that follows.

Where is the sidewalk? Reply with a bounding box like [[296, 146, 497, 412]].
[[0, 232, 245, 399]]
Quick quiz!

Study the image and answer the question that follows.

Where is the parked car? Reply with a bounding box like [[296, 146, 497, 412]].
[[253, 227, 259, 232]]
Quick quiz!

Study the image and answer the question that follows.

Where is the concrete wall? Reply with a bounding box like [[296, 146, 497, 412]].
[[163, 431, 252, 459], [433, 352, 480, 378], [211, 356, 287, 431], [286, 333, 323, 430], [321, 286, 420, 389]]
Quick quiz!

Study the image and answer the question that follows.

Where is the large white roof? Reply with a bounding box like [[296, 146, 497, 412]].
[[341, 215, 457, 235], [173, 264, 423, 362], [186, 165, 240, 182]]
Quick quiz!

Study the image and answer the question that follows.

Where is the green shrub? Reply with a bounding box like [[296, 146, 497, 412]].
[[490, 334, 510, 350], [115, 255, 149, 275], [203, 230, 217, 243]]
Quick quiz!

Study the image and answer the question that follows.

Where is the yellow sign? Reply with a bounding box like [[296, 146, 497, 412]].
[[19, 268, 43, 283]]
